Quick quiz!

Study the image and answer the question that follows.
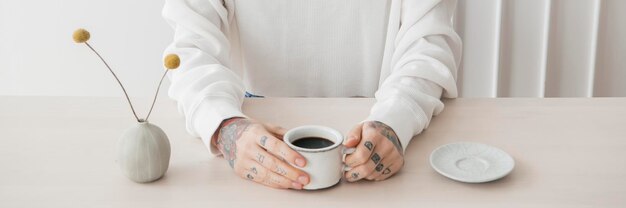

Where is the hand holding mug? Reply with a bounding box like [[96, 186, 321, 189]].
[[343, 121, 404, 181], [213, 118, 310, 189]]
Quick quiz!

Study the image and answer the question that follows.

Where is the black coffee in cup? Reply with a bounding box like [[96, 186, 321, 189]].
[[292, 137, 335, 149]]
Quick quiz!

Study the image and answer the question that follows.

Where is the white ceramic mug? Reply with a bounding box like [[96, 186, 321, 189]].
[[284, 125, 355, 190]]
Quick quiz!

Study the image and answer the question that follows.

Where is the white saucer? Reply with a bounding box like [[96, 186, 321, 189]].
[[430, 142, 515, 183]]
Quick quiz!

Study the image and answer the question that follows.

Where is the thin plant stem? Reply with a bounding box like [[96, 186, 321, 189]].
[[145, 70, 169, 122], [84, 42, 140, 122]]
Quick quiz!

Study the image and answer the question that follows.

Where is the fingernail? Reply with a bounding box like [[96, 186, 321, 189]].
[[292, 182, 303, 189], [295, 158, 306, 167], [298, 176, 309, 184]]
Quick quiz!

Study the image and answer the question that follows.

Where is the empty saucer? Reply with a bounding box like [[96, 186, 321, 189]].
[[430, 142, 515, 183]]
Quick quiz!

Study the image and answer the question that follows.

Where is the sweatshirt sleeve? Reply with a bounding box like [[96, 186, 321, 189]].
[[162, 0, 245, 155], [366, 0, 462, 153]]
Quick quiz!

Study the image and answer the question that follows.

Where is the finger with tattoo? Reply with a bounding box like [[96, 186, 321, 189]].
[[375, 163, 384, 172], [364, 141, 374, 151], [351, 172, 360, 180], [383, 168, 391, 175], [344, 161, 378, 182], [256, 134, 307, 168], [256, 153, 266, 164], [345, 139, 377, 167], [372, 166, 394, 181], [250, 146, 309, 185], [260, 136, 268, 147], [276, 167, 287, 176], [263, 171, 301, 189], [366, 152, 402, 180], [375, 162, 403, 181], [371, 153, 381, 164], [242, 161, 303, 189]]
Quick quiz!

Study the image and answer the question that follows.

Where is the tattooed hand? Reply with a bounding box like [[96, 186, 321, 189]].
[[213, 117, 310, 189], [343, 121, 404, 182]]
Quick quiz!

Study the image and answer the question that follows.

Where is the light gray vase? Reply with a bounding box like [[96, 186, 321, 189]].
[[117, 121, 171, 183]]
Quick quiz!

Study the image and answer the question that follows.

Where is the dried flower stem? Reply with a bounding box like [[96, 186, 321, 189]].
[[84, 42, 140, 122], [145, 70, 169, 122]]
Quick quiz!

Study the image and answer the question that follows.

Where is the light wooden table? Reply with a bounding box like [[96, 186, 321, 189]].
[[1, 96, 625, 207]]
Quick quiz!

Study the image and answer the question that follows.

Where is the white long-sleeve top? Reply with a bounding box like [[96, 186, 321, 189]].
[[162, 0, 462, 155]]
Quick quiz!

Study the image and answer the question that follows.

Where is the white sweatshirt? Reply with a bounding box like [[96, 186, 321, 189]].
[[162, 0, 462, 155]]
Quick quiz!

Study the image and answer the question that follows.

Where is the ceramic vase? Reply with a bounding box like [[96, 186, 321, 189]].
[[117, 121, 171, 183]]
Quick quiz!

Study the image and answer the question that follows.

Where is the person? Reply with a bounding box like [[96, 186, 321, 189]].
[[162, 0, 461, 190]]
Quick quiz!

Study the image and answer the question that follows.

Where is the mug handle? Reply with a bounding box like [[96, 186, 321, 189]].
[[341, 146, 356, 172]]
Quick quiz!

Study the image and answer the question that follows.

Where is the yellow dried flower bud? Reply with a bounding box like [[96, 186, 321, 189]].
[[73, 28, 91, 43], [164, 54, 180, 70]]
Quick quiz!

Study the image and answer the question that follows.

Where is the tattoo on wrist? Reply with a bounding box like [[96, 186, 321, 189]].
[[216, 118, 252, 168], [369, 121, 403, 154]]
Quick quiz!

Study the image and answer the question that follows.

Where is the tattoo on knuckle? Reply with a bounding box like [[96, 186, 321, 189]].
[[351, 172, 360, 180], [246, 174, 254, 180], [371, 153, 381, 164], [383, 168, 391, 175], [375, 163, 384, 172], [256, 153, 265, 164], [260, 136, 268, 146], [251, 167, 258, 175], [278, 150, 288, 161], [276, 167, 287, 176], [364, 141, 373, 151]]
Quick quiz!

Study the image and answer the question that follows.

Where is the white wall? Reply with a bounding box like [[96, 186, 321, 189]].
[[456, 0, 626, 97], [0, 0, 172, 97], [1, 0, 625, 98]]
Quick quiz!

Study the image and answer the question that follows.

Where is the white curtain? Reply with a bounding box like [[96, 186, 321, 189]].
[[455, 0, 626, 98]]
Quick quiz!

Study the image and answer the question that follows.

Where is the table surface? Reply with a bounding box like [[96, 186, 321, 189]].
[[1, 96, 625, 207]]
